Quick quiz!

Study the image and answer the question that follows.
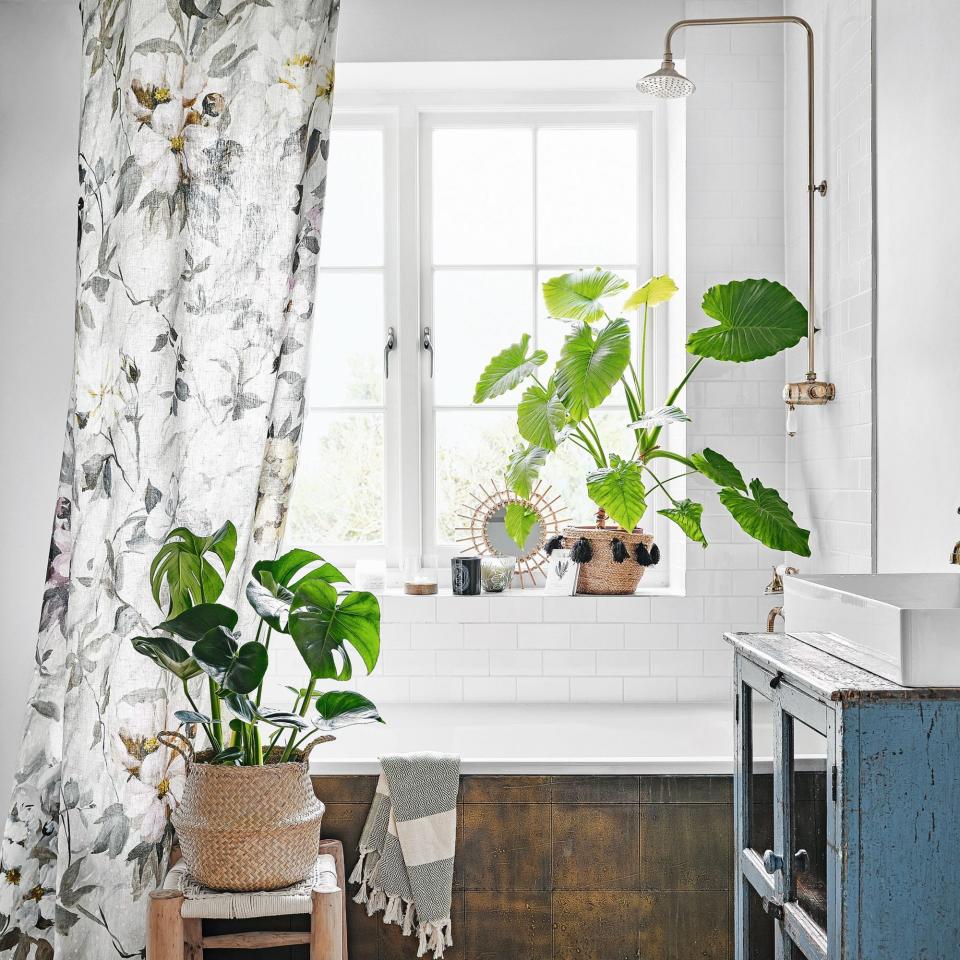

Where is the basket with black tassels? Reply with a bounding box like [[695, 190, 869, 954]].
[[546, 516, 660, 595]]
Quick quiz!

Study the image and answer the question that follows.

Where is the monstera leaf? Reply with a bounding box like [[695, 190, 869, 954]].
[[505, 444, 548, 499], [289, 580, 381, 681], [314, 691, 384, 731], [690, 448, 747, 492], [628, 405, 690, 429], [586, 455, 647, 532], [719, 479, 811, 556], [156, 603, 238, 643], [555, 318, 632, 420], [517, 379, 567, 451], [245, 578, 294, 633], [542, 269, 629, 324], [252, 549, 346, 591], [623, 275, 679, 310], [504, 502, 539, 551], [131, 636, 201, 681], [688, 279, 807, 362], [149, 521, 237, 617], [193, 625, 268, 695], [659, 499, 708, 547], [474, 334, 547, 403]]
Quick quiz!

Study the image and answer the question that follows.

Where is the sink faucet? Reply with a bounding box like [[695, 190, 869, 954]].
[[952, 542, 960, 565]]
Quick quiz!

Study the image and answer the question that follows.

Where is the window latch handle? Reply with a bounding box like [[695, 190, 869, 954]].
[[422, 326, 434, 378], [384, 326, 396, 379]]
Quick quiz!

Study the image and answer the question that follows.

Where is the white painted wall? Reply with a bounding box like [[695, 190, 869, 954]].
[[874, 0, 960, 572], [0, 1, 79, 798], [783, 0, 873, 575]]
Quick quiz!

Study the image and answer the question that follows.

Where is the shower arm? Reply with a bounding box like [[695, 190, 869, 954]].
[[664, 16, 825, 381]]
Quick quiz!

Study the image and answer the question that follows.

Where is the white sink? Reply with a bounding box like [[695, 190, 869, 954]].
[[784, 573, 960, 687]]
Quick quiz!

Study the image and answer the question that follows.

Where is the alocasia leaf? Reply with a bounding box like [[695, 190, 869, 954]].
[[719, 479, 811, 556], [505, 444, 548, 499], [628, 405, 690, 429], [623, 275, 679, 310], [517, 379, 567, 451], [555, 317, 632, 420], [688, 279, 807, 362], [542, 269, 628, 324], [658, 499, 708, 547], [586, 454, 647, 532], [504, 502, 539, 551], [690, 448, 748, 492], [473, 333, 548, 403]]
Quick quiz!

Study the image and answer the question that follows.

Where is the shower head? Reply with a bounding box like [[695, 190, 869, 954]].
[[636, 58, 695, 99]]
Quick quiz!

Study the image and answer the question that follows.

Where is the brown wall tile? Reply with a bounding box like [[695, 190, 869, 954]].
[[552, 804, 640, 891], [461, 802, 552, 892], [551, 776, 639, 804], [553, 891, 642, 960], [640, 803, 733, 892], [640, 775, 733, 804], [639, 891, 731, 960], [463, 892, 552, 960], [313, 774, 379, 805], [462, 775, 552, 803]]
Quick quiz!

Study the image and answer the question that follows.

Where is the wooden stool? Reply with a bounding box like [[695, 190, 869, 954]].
[[147, 839, 347, 960]]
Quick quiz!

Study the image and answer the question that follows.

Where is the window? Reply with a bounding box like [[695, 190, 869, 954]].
[[286, 61, 686, 590]]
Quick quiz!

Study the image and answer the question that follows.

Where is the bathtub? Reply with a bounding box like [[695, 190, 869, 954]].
[[309, 702, 747, 775]]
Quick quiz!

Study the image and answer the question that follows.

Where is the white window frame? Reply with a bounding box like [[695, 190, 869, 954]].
[[302, 60, 687, 592]]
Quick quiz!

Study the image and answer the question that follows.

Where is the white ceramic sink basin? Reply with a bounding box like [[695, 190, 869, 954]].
[[784, 573, 960, 687]]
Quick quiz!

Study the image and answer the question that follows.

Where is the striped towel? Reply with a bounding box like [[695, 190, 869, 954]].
[[350, 753, 460, 958]]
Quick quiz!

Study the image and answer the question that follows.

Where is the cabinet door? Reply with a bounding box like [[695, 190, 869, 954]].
[[735, 657, 837, 960]]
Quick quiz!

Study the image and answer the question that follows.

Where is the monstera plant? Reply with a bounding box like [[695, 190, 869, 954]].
[[474, 270, 812, 561], [131, 521, 383, 766]]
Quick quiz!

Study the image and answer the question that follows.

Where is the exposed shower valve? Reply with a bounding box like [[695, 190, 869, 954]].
[[783, 379, 836, 406]]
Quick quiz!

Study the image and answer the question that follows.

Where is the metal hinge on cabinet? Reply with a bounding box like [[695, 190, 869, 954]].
[[831, 764, 838, 801]]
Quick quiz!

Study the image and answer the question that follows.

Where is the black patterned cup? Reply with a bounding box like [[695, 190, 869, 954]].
[[451, 556, 482, 595]]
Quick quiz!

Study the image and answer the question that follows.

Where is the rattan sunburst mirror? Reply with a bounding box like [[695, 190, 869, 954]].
[[455, 479, 568, 588]]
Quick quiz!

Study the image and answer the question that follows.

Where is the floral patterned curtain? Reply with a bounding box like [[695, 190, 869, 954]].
[[1, 2, 338, 956]]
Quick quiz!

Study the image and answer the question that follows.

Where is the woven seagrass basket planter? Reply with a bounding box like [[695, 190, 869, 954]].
[[561, 525, 656, 595], [162, 734, 326, 892]]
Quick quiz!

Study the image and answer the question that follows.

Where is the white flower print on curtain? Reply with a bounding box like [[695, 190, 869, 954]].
[[0, 1, 339, 957]]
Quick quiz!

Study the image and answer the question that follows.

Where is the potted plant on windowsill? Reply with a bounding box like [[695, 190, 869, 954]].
[[473, 269, 812, 595], [131, 521, 382, 891]]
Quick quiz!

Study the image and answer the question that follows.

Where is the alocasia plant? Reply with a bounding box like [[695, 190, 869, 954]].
[[474, 270, 812, 557]]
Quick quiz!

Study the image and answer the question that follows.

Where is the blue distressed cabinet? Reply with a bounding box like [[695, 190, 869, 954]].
[[726, 631, 960, 960]]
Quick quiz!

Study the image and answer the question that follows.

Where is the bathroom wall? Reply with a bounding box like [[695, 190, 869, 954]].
[[874, 0, 960, 572], [783, 0, 874, 574]]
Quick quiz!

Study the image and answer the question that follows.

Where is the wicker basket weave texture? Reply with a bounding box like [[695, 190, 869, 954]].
[[562, 525, 655, 596], [165, 737, 326, 892]]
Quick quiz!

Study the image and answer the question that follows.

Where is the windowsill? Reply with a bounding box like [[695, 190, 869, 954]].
[[376, 585, 684, 599]]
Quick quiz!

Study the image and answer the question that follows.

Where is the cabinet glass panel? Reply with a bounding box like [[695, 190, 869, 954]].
[[791, 717, 830, 935], [747, 685, 775, 859], [747, 882, 775, 960]]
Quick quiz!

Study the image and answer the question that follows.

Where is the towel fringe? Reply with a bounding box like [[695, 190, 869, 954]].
[[402, 899, 416, 936], [415, 918, 453, 959], [348, 851, 366, 885], [366, 886, 387, 916], [383, 893, 404, 925]]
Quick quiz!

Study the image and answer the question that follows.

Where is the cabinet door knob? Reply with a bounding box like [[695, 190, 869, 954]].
[[769, 671, 784, 689], [793, 848, 810, 874], [763, 849, 783, 874]]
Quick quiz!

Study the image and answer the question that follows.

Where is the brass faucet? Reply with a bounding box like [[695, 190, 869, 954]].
[[952, 542, 960, 565]]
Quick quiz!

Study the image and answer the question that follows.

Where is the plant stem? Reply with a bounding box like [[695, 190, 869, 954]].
[[647, 448, 698, 471], [583, 416, 607, 467], [254, 625, 272, 709], [571, 425, 602, 466], [182, 680, 217, 749], [642, 466, 681, 507], [207, 679, 223, 751], [281, 676, 317, 762], [639, 302, 650, 412]]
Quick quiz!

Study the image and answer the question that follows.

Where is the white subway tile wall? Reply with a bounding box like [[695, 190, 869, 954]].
[[265, 0, 796, 707], [784, 0, 873, 573]]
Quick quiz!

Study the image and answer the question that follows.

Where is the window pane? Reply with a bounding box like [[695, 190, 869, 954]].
[[287, 412, 384, 544], [310, 271, 383, 406], [435, 410, 518, 543], [433, 269, 534, 405], [537, 127, 638, 264], [319, 129, 384, 267], [432, 128, 533, 265]]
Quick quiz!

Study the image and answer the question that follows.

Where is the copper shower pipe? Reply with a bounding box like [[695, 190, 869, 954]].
[[662, 16, 826, 381]]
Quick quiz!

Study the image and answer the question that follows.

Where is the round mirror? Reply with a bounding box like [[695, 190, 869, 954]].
[[485, 505, 544, 559]]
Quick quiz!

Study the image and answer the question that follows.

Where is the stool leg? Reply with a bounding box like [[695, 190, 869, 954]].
[[319, 839, 349, 960], [147, 890, 185, 960], [311, 888, 343, 960], [183, 917, 203, 960]]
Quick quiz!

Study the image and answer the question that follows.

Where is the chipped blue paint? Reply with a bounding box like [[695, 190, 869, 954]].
[[729, 632, 960, 960]]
